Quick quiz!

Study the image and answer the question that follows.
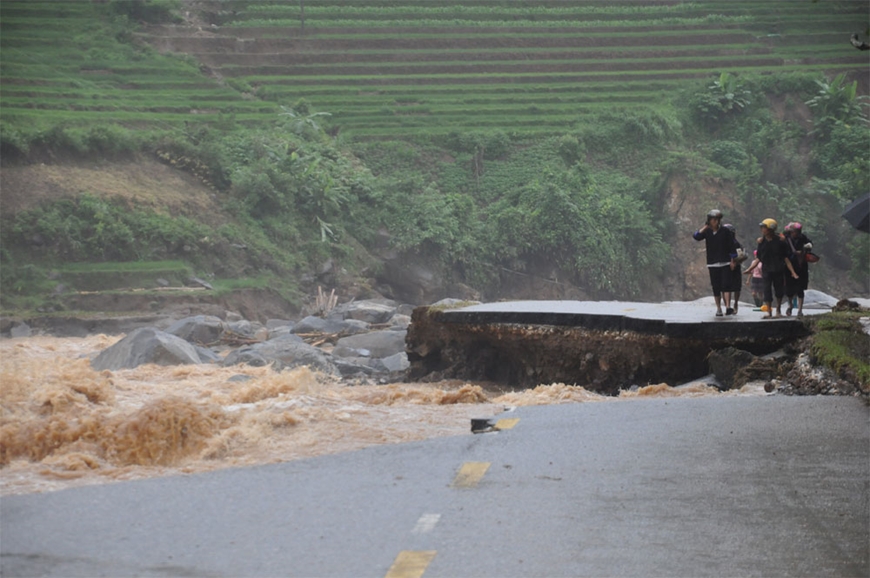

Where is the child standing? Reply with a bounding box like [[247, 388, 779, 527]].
[[746, 250, 765, 308]]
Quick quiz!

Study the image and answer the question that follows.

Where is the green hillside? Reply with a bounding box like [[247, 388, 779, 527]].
[[0, 0, 868, 313]]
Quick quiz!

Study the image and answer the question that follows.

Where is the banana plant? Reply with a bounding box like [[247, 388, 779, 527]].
[[709, 72, 751, 113], [279, 105, 332, 138], [693, 72, 751, 123], [805, 73, 869, 136]]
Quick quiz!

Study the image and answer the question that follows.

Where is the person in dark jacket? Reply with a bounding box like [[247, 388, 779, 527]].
[[723, 224, 747, 314], [693, 209, 738, 317], [783, 222, 813, 317], [744, 218, 799, 318]]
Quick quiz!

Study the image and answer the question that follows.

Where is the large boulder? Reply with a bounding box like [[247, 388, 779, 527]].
[[165, 315, 225, 345], [333, 330, 407, 359], [332, 357, 378, 377], [194, 345, 223, 364], [91, 327, 202, 370], [706, 347, 783, 390], [227, 319, 269, 341], [377, 256, 445, 305], [291, 316, 370, 335], [379, 352, 410, 373], [223, 334, 338, 375], [388, 314, 412, 330], [267, 325, 294, 340], [332, 299, 397, 324], [706, 347, 755, 390], [221, 349, 274, 369], [10, 322, 32, 338]]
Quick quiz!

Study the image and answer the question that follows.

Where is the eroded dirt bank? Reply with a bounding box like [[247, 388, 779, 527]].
[[407, 307, 802, 394]]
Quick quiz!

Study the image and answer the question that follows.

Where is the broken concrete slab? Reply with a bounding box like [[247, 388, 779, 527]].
[[407, 300, 817, 394]]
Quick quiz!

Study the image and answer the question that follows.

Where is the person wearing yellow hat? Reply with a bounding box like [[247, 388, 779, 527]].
[[744, 218, 799, 318]]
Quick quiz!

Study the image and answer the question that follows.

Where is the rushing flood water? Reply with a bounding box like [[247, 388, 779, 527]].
[[0, 335, 767, 495]]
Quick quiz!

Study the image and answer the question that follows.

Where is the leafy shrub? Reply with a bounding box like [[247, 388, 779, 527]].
[[805, 73, 868, 138], [0, 123, 32, 159], [692, 72, 752, 125], [85, 125, 139, 156], [109, 0, 181, 24], [579, 109, 680, 166], [557, 135, 585, 166], [226, 78, 254, 93], [3, 194, 210, 263], [34, 126, 90, 156], [709, 140, 749, 171], [230, 163, 287, 217], [743, 72, 819, 98], [479, 169, 667, 297], [812, 123, 870, 200], [153, 134, 231, 190]]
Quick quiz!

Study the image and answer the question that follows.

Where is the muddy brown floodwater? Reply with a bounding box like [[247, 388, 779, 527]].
[[0, 336, 767, 496]]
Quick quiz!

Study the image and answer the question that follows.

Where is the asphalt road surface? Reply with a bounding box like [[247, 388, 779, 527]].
[[3, 395, 868, 578]]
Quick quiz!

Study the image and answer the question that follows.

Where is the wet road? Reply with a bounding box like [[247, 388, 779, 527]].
[[2, 395, 868, 577], [448, 297, 831, 322], [436, 298, 827, 339]]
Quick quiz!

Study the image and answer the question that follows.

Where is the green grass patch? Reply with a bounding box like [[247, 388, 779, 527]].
[[58, 260, 191, 274], [809, 312, 870, 387], [56, 262, 194, 292], [210, 275, 303, 307]]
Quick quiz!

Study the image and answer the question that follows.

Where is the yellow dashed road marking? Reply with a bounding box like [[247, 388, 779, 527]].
[[452, 461, 490, 488], [495, 418, 520, 430], [385, 550, 437, 578]]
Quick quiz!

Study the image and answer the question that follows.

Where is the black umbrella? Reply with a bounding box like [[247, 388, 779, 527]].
[[842, 193, 870, 233]]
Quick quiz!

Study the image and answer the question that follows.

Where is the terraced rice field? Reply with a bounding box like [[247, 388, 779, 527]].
[[2, 0, 868, 138], [0, 1, 280, 131]]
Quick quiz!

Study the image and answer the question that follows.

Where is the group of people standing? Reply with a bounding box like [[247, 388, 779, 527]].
[[693, 209, 814, 319]]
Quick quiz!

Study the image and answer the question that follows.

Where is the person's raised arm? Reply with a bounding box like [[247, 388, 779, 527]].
[[744, 258, 760, 274]]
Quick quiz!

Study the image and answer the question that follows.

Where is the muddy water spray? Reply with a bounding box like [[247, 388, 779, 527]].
[[0, 336, 761, 495]]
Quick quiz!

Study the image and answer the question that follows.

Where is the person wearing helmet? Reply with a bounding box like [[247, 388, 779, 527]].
[[693, 209, 739, 317], [784, 222, 813, 317], [744, 218, 799, 318]]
